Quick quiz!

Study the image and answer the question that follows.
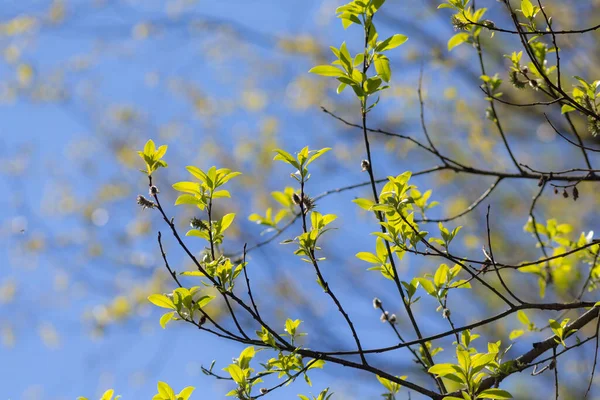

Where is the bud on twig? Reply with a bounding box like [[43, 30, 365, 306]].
[[373, 297, 382, 309], [292, 192, 302, 205], [361, 159, 370, 172], [388, 314, 397, 324], [380, 311, 389, 323], [137, 195, 157, 210], [149, 185, 159, 195]]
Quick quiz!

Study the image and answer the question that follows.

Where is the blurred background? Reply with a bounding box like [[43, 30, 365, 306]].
[[2, 0, 600, 398]]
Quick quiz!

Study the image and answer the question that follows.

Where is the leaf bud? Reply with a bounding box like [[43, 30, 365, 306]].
[[373, 297, 382, 309], [149, 185, 159, 195], [292, 192, 302, 205], [388, 314, 397, 324], [361, 159, 370, 172], [380, 311, 389, 323]]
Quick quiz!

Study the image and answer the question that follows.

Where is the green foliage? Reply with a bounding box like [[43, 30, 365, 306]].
[[431, 222, 463, 251], [273, 146, 331, 181], [548, 318, 576, 347], [376, 374, 407, 399], [148, 287, 215, 328], [309, 0, 407, 109], [77, 389, 121, 400], [429, 332, 513, 399], [127, 1, 600, 399], [298, 388, 333, 400], [224, 347, 261, 397], [152, 382, 195, 400], [137, 139, 168, 175], [173, 166, 240, 211], [249, 187, 296, 233]]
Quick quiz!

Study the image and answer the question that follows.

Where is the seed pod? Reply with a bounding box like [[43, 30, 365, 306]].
[[562, 189, 568, 198], [573, 186, 579, 201]]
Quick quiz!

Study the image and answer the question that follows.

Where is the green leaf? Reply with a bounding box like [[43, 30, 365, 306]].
[[238, 346, 256, 369], [305, 147, 331, 167], [521, 0, 534, 18], [186, 166, 207, 182], [561, 104, 575, 114], [157, 382, 175, 399], [517, 310, 530, 326], [173, 182, 201, 195], [144, 139, 156, 156], [225, 364, 245, 384], [478, 388, 513, 399], [356, 252, 381, 264], [160, 311, 176, 328], [273, 149, 300, 169], [212, 190, 231, 199], [447, 33, 469, 51], [175, 194, 200, 206], [309, 65, 345, 77], [375, 34, 408, 52], [176, 387, 195, 400], [509, 329, 524, 340], [353, 198, 375, 210], [100, 390, 115, 400], [197, 295, 215, 308], [374, 54, 391, 82], [148, 294, 176, 310], [428, 363, 459, 376], [220, 213, 236, 233]]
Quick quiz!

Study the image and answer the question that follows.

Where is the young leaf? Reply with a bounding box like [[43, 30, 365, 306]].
[[309, 65, 345, 77], [448, 32, 469, 51]]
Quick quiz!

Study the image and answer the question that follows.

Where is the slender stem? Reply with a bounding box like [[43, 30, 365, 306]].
[[298, 178, 368, 365]]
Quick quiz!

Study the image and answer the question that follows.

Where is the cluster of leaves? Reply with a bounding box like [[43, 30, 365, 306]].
[[173, 166, 240, 244], [249, 186, 297, 233], [523, 218, 598, 297], [148, 286, 215, 329], [137, 139, 168, 175], [428, 331, 514, 400], [274, 147, 338, 274], [376, 374, 408, 400], [126, 0, 600, 399], [78, 383, 194, 400], [309, 0, 407, 111], [354, 172, 460, 282], [221, 322, 324, 398], [440, 0, 488, 51]]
